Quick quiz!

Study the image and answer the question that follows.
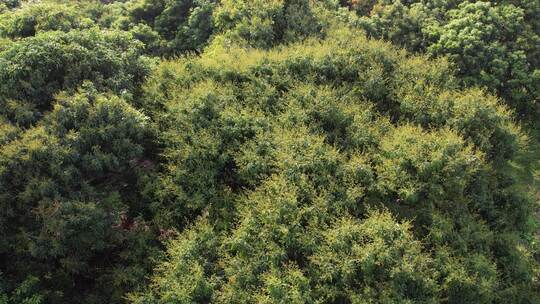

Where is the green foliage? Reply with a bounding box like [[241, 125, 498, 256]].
[[129, 0, 216, 55], [213, 0, 325, 48], [0, 1, 538, 303], [0, 37, 12, 52], [0, 86, 158, 303], [134, 181, 438, 303], [348, 0, 540, 117], [428, 1, 538, 115], [130, 219, 218, 304], [375, 125, 481, 205], [355, 0, 430, 51], [0, 0, 19, 10], [133, 27, 539, 303], [0, 2, 94, 38], [0, 29, 154, 118], [0, 275, 45, 304], [311, 212, 438, 303]]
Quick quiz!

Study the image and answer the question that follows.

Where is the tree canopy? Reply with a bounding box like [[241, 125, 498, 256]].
[[0, 0, 538, 303], [345, 0, 540, 117]]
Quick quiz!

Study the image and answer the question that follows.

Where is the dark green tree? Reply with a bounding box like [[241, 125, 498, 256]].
[[0, 86, 158, 303], [129, 0, 217, 55]]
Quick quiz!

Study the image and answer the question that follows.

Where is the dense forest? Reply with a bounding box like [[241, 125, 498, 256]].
[[0, 0, 538, 303]]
